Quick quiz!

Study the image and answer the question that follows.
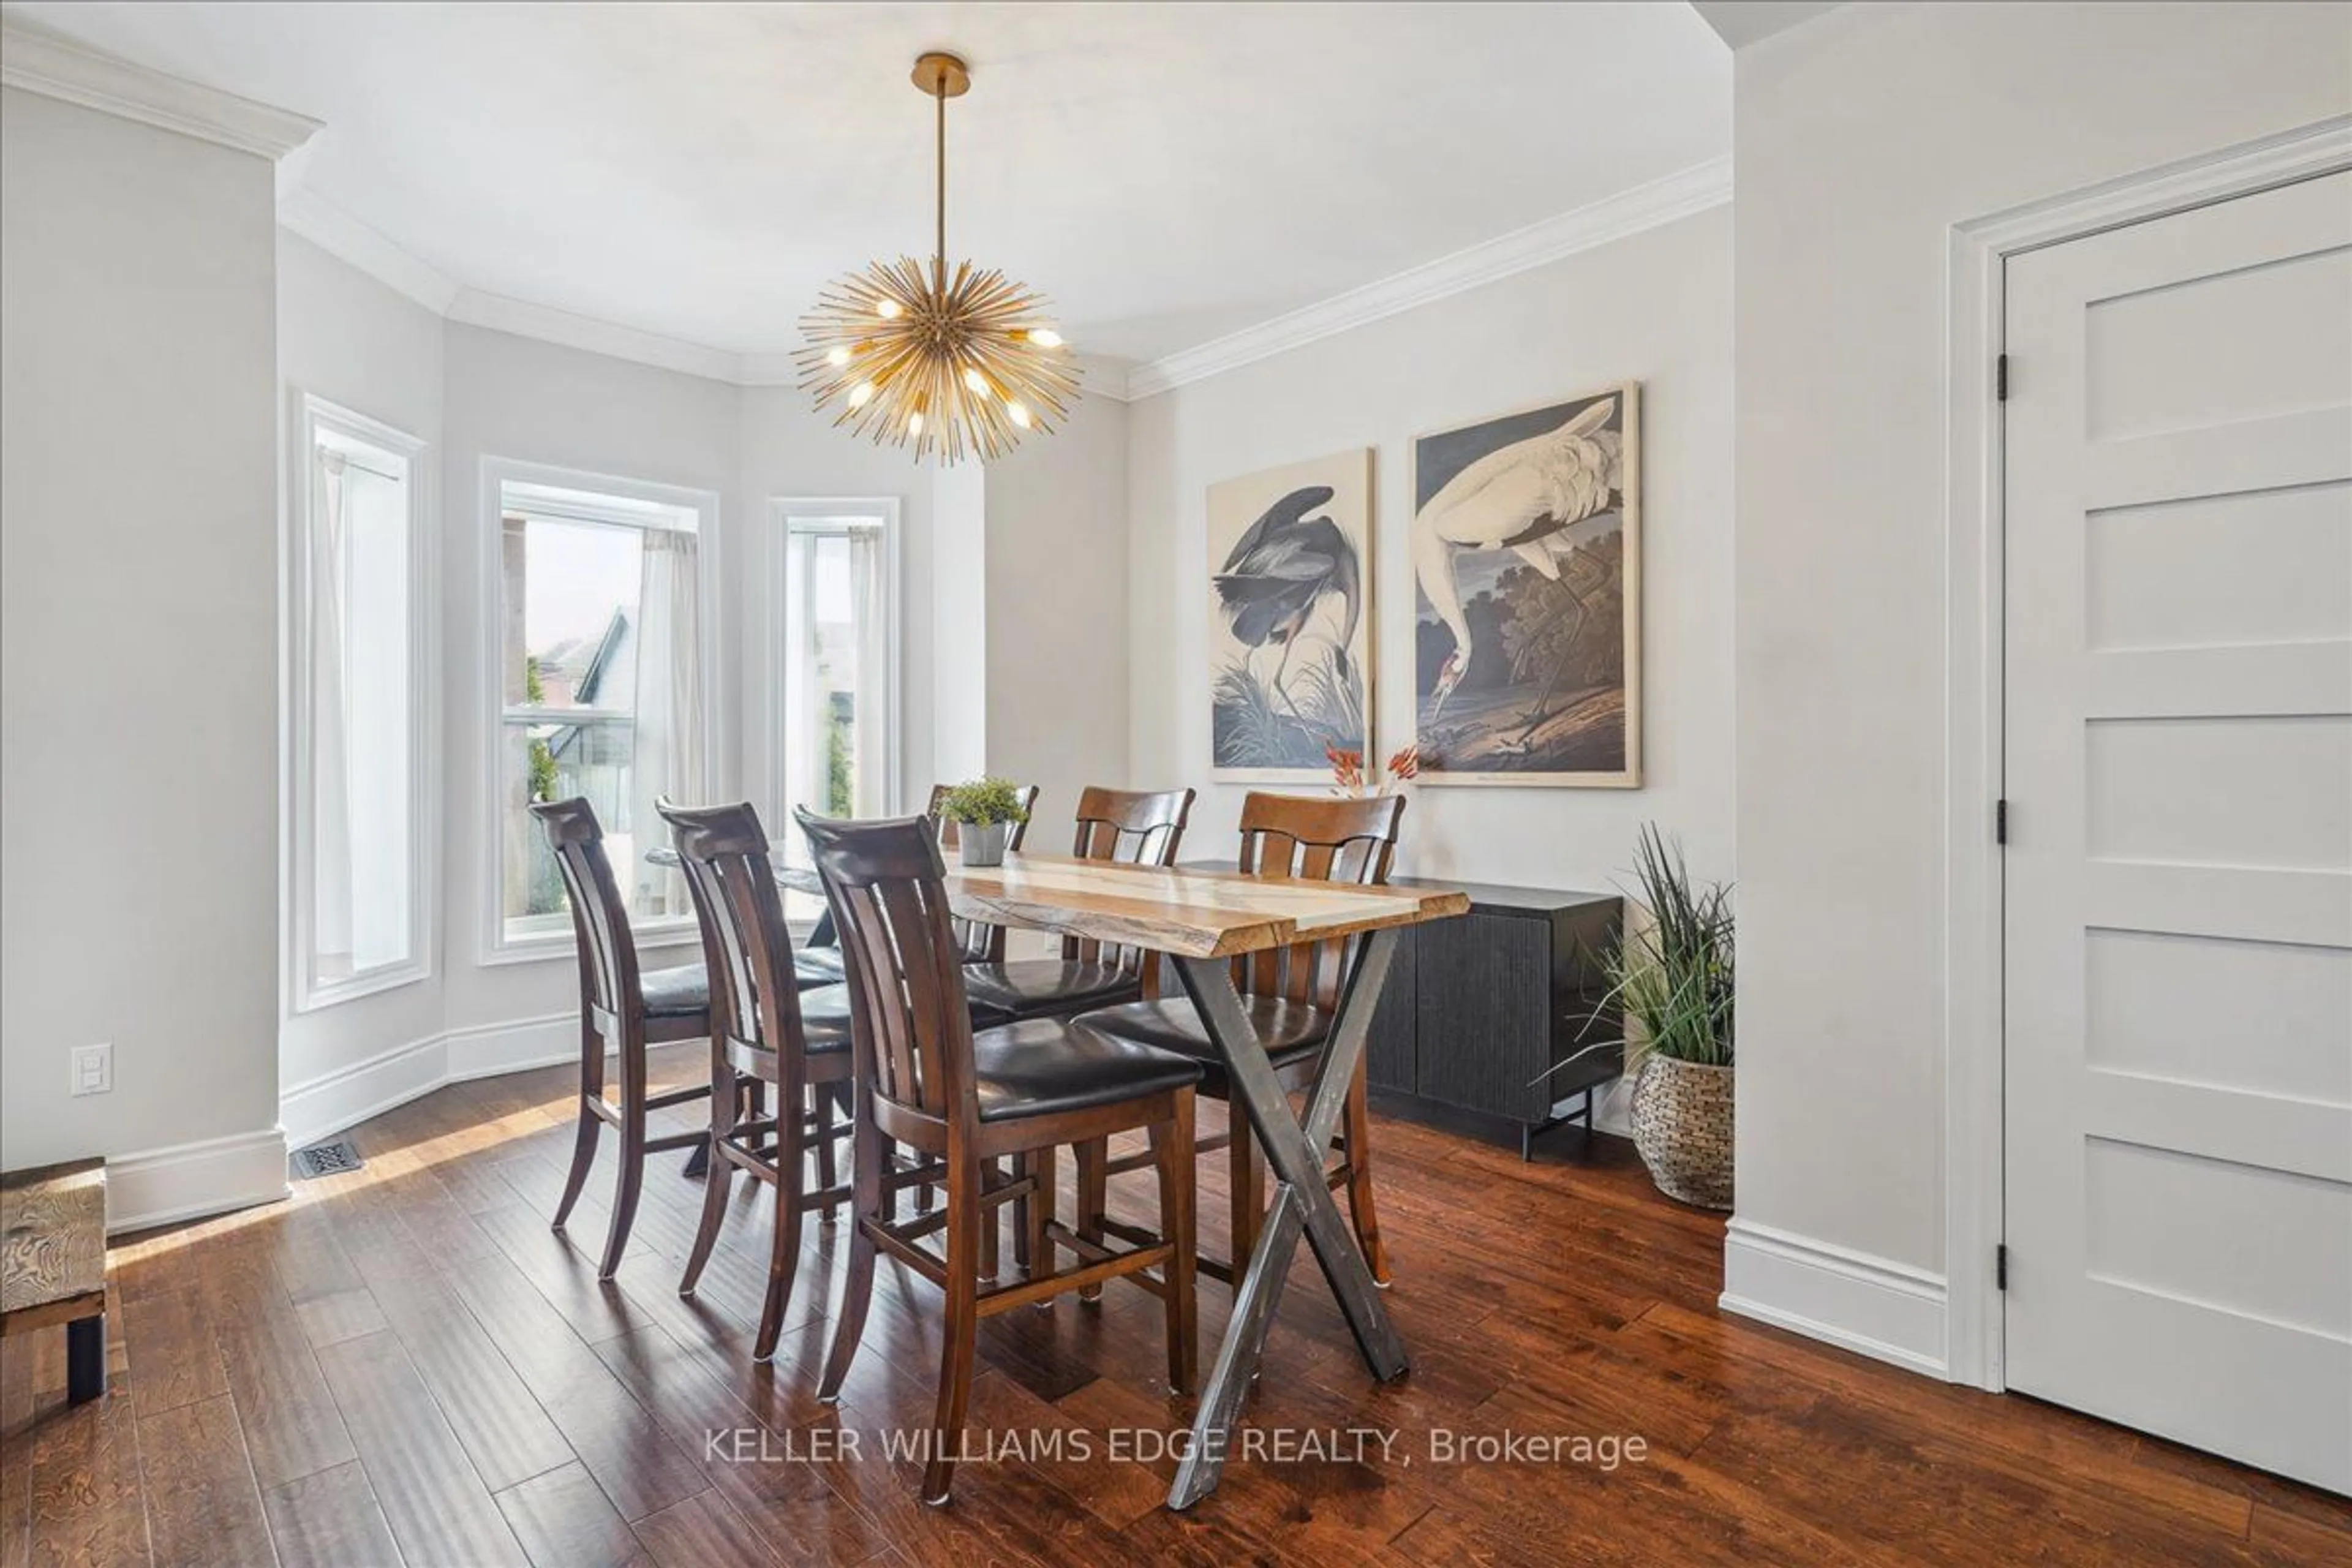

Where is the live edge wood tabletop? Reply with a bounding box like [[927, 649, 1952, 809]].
[[652, 845, 1469, 959], [948, 851, 1469, 960], [0, 1156, 109, 1404]]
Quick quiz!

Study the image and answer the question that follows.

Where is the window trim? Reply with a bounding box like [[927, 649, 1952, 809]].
[[768, 496, 905, 838], [480, 456, 723, 966], [288, 393, 436, 1014]]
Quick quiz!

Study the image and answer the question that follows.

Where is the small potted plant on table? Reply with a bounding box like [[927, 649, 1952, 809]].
[[935, 777, 1030, 868], [1609, 824, 1735, 1208]]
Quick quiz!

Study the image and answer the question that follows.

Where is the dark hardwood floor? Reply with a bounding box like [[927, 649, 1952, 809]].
[[4, 1045, 2345, 1566]]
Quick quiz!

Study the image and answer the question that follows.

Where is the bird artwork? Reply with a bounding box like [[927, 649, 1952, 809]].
[[1206, 452, 1373, 776], [1410, 385, 1642, 785], [1216, 484, 1361, 704]]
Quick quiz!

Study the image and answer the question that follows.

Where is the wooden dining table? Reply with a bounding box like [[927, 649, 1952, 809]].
[[655, 842, 1468, 1508]]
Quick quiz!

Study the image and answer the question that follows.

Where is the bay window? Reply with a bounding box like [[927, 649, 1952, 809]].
[[773, 499, 900, 922], [489, 465, 715, 956], [293, 396, 431, 1010]]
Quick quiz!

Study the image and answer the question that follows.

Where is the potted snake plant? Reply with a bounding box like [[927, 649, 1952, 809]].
[[935, 777, 1030, 868], [1605, 825, 1735, 1208]]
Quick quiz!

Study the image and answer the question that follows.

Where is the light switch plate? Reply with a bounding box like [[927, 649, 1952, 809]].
[[70, 1042, 111, 1096]]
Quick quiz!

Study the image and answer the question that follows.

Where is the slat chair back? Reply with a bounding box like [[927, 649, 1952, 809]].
[[1235, 790, 1406, 1009], [799, 810, 978, 1126], [1066, 786, 1195, 982], [923, 782, 1041, 962], [657, 800, 815, 1085], [529, 797, 644, 1047]]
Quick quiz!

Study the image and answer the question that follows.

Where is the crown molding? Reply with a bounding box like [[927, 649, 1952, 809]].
[[277, 207, 1143, 399], [736, 350, 801, 388], [1072, 355, 1136, 404], [0, 20, 318, 160], [445, 288, 746, 383], [278, 187, 461, 314], [271, 145, 1722, 406], [3, 14, 1707, 412], [1125, 155, 1732, 400]]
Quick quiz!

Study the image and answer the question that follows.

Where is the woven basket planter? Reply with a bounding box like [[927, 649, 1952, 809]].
[[1630, 1055, 1734, 1210]]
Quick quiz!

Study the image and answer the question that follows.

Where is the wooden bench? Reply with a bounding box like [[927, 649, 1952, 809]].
[[1, 1158, 108, 1403]]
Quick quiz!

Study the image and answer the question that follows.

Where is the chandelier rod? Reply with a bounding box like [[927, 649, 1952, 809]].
[[933, 71, 947, 293]]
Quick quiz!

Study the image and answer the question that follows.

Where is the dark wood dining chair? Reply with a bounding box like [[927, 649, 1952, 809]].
[[788, 780, 1041, 986], [658, 799, 862, 1362], [1074, 791, 1406, 1287], [532, 797, 716, 1280], [798, 809, 1199, 1506], [810, 782, 1046, 1248], [960, 785, 1196, 1023], [789, 906, 851, 989]]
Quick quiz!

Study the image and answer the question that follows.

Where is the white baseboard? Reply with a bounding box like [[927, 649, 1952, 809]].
[[108, 1127, 290, 1235], [445, 1012, 578, 1083], [1719, 1216, 1949, 1379], [112, 1014, 586, 1235], [280, 1030, 451, 1150], [280, 1012, 581, 1150]]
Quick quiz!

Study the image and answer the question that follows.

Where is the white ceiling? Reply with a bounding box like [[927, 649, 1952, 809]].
[[4, 2, 1728, 370]]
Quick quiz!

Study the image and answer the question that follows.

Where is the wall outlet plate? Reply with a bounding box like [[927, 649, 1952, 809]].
[[70, 1042, 111, 1096]]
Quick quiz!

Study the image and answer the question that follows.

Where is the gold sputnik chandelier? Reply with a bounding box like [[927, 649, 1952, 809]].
[[797, 51, 1080, 464]]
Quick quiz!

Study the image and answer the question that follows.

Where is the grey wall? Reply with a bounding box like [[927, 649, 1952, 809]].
[[1733, 0, 2352, 1276], [1, 88, 282, 1167], [985, 391, 1132, 842], [929, 457, 988, 788], [1125, 206, 1735, 894], [276, 230, 448, 1092]]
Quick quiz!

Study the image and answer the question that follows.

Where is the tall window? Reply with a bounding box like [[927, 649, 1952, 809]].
[[295, 398, 429, 1009], [491, 468, 714, 954], [775, 501, 899, 921]]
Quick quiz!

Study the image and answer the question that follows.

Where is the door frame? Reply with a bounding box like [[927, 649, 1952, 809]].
[[1940, 114, 2352, 1393]]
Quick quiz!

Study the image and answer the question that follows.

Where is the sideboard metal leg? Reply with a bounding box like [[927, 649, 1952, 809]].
[[67, 1314, 105, 1404]]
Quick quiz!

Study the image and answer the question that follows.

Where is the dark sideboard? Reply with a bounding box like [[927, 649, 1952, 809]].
[[1365, 878, 1623, 1158]]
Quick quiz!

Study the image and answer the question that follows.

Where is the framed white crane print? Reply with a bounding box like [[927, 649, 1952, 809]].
[[1205, 449, 1374, 782], [1411, 382, 1642, 787]]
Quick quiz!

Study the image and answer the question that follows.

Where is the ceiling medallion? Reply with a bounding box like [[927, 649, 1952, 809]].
[[796, 51, 1080, 464]]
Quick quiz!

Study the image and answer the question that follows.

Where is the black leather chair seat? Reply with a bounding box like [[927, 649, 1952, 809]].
[[638, 963, 710, 1019], [960, 959, 1144, 1023], [971, 1019, 1203, 1123], [1074, 995, 1332, 1068], [793, 945, 847, 989], [794, 983, 854, 1050]]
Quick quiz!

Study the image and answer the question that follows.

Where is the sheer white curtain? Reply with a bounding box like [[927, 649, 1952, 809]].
[[848, 524, 890, 814], [631, 529, 702, 915], [311, 448, 353, 968], [341, 466, 411, 970]]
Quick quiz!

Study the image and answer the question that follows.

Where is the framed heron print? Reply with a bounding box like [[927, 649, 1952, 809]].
[[1207, 449, 1374, 781], [1411, 382, 1642, 787]]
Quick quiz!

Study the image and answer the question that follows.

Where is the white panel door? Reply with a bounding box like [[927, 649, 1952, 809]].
[[2004, 168, 2352, 1495]]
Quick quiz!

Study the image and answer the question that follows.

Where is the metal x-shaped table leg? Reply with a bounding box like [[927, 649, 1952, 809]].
[[1167, 927, 1410, 1510]]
